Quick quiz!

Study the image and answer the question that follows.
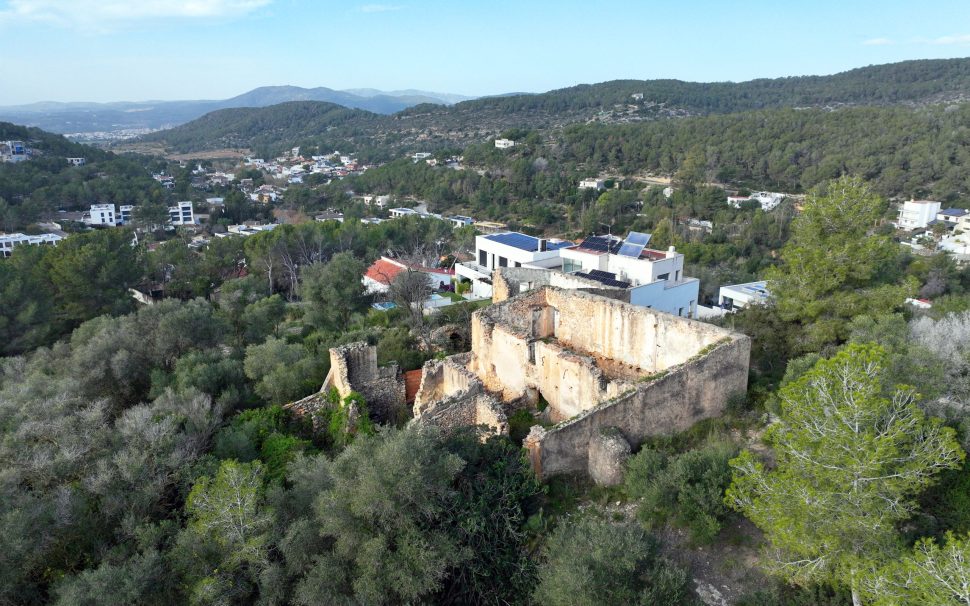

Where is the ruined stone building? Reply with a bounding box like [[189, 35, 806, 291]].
[[414, 282, 750, 483], [287, 342, 406, 424]]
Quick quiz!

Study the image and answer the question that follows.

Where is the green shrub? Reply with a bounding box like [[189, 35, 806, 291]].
[[625, 439, 737, 543], [533, 516, 696, 606]]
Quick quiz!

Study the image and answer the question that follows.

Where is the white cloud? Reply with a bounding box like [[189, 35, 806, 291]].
[[359, 4, 403, 13], [927, 34, 970, 45], [862, 37, 893, 46], [0, 0, 272, 31]]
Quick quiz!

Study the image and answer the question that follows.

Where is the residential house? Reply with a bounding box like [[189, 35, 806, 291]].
[[66, 157, 86, 166], [579, 178, 606, 191], [937, 208, 968, 227], [718, 281, 770, 310], [727, 191, 785, 211], [557, 232, 700, 318], [455, 232, 574, 298], [447, 215, 475, 228], [86, 203, 117, 226], [118, 205, 134, 225], [494, 138, 515, 149], [363, 256, 454, 295], [168, 201, 195, 226], [0, 140, 28, 163], [389, 207, 418, 219], [896, 199, 942, 231]]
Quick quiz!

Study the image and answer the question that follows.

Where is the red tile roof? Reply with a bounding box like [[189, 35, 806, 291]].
[[365, 258, 406, 285], [364, 257, 454, 286]]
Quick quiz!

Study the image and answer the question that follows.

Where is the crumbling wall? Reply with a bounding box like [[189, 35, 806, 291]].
[[533, 339, 634, 421], [587, 427, 631, 486], [321, 342, 406, 424], [418, 393, 509, 436], [545, 288, 728, 373], [413, 354, 481, 415], [525, 335, 750, 479]]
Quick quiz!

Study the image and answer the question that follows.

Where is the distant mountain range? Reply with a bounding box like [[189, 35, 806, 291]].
[[0, 86, 477, 135]]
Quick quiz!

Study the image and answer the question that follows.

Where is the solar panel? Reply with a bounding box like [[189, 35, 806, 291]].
[[486, 232, 539, 251], [588, 269, 618, 280], [576, 271, 631, 289], [578, 236, 609, 252], [617, 231, 652, 258]]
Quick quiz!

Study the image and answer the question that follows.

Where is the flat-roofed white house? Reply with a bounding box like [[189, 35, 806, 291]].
[[718, 281, 770, 310], [66, 157, 86, 166], [558, 232, 700, 318], [494, 138, 515, 149], [86, 203, 117, 226], [579, 178, 606, 190], [896, 199, 942, 231], [937, 207, 968, 226], [448, 215, 474, 228], [455, 232, 574, 298]]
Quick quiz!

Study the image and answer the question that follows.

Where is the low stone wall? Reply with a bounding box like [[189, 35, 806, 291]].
[[418, 393, 509, 436], [525, 335, 750, 479]]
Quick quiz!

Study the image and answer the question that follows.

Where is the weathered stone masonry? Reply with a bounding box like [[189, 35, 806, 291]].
[[414, 285, 750, 481], [286, 342, 407, 424]]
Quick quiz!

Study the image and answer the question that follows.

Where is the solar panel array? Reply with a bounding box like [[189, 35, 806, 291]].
[[578, 235, 621, 254], [485, 232, 539, 251], [616, 231, 652, 258], [577, 270, 631, 288]]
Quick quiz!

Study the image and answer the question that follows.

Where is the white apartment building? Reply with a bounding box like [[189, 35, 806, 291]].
[[558, 232, 700, 318], [87, 203, 117, 226], [718, 281, 770, 311], [494, 138, 515, 149], [66, 157, 86, 166], [0, 232, 63, 258], [455, 232, 574, 298], [119, 205, 134, 225], [896, 199, 942, 231], [169, 201, 195, 226]]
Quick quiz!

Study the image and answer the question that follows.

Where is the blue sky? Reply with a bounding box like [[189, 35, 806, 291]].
[[2, 0, 970, 105]]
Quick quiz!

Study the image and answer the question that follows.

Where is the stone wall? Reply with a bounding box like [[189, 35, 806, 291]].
[[546, 287, 730, 373], [413, 286, 751, 481], [418, 393, 509, 436], [524, 335, 750, 479], [321, 342, 406, 424], [413, 354, 482, 414], [492, 266, 629, 304]]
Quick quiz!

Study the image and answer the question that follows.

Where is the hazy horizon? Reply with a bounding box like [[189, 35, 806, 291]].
[[2, 0, 970, 105]]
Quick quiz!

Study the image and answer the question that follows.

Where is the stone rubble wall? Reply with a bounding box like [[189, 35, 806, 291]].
[[320, 342, 406, 424], [525, 336, 751, 479], [417, 393, 509, 437]]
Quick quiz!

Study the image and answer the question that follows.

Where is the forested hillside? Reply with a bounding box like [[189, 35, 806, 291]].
[[0, 122, 174, 230], [141, 58, 970, 157]]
